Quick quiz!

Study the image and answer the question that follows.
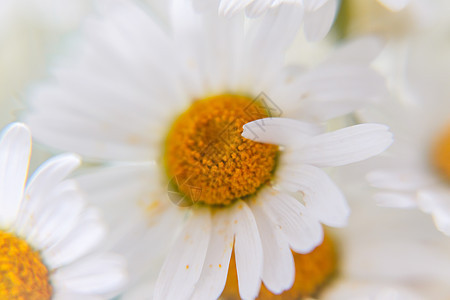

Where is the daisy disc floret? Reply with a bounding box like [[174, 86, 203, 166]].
[[0, 231, 52, 299], [165, 95, 278, 206]]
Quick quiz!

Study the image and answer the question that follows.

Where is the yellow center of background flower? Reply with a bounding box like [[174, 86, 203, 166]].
[[432, 125, 450, 181], [221, 233, 337, 299], [0, 231, 52, 299], [164, 94, 278, 206]]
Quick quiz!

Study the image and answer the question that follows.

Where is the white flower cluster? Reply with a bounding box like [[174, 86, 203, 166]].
[[1, 0, 449, 299]]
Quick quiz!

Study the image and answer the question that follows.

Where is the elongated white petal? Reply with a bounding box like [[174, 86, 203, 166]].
[[303, 0, 329, 11], [0, 123, 31, 227], [242, 117, 322, 146], [191, 208, 234, 300], [325, 36, 384, 65], [232, 200, 263, 300], [27, 187, 85, 250], [219, 0, 255, 16], [43, 208, 106, 268], [245, 0, 273, 17], [377, 0, 409, 11], [367, 169, 434, 191], [242, 3, 303, 92], [14, 153, 81, 234], [303, 0, 336, 41], [25, 153, 81, 200], [154, 208, 211, 300], [418, 189, 450, 236], [250, 200, 295, 294], [260, 188, 323, 253], [374, 192, 417, 208], [52, 254, 127, 295], [277, 165, 350, 227], [286, 124, 393, 167]]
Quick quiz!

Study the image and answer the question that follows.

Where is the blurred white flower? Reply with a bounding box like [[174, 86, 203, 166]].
[[0, 0, 93, 128], [319, 186, 450, 300], [0, 122, 127, 299], [357, 0, 450, 237]]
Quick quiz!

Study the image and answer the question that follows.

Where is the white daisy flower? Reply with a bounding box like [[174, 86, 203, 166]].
[[24, 1, 392, 299], [0, 122, 127, 299]]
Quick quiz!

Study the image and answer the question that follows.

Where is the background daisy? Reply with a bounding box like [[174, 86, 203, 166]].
[[0, 122, 127, 299]]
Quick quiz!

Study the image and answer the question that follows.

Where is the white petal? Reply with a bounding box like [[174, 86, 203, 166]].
[[43, 208, 106, 268], [242, 3, 303, 92], [260, 188, 323, 253], [52, 254, 127, 296], [191, 208, 234, 300], [303, 0, 329, 11], [0, 123, 31, 227], [250, 200, 295, 294], [290, 64, 386, 121], [367, 169, 434, 191], [25, 153, 81, 200], [285, 124, 393, 167], [377, 0, 409, 11], [324, 36, 384, 65], [417, 189, 450, 236], [245, 0, 273, 17], [242, 117, 323, 146], [26, 186, 85, 250], [219, 0, 255, 16], [303, 0, 337, 41], [75, 163, 158, 207], [26, 112, 158, 162], [154, 208, 211, 300], [277, 165, 350, 227], [13, 153, 81, 234], [232, 200, 263, 300], [374, 192, 418, 208]]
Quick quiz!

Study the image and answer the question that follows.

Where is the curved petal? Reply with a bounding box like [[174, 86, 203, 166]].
[[277, 165, 350, 227], [14, 153, 81, 234], [377, 0, 409, 11], [0, 123, 31, 227], [154, 208, 211, 300], [250, 200, 295, 294], [284, 124, 393, 167], [259, 188, 324, 253], [303, 0, 337, 41], [242, 117, 322, 147], [52, 254, 127, 296], [191, 208, 234, 300], [232, 200, 263, 300], [43, 208, 106, 268]]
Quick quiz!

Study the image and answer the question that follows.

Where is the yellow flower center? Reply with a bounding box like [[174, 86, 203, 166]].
[[0, 231, 52, 300], [432, 124, 450, 181], [221, 233, 337, 299], [164, 95, 278, 206]]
